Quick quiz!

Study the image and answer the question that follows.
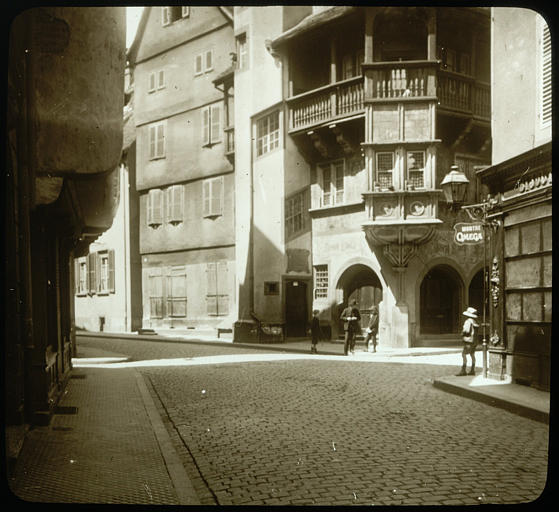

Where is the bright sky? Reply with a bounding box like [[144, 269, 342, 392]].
[[126, 6, 144, 48]]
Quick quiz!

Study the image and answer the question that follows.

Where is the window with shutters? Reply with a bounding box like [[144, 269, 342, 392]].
[[202, 176, 224, 218], [206, 261, 229, 316], [376, 152, 394, 189], [75, 257, 89, 295], [88, 252, 97, 295], [195, 49, 213, 75], [167, 268, 187, 317], [314, 265, 328, 299], [147, 189, 164, 227], [256, 111, 280, 157], [148, 70, 165, 93], [166, 185, 184, 224], [201, 104, 221, 145], [285, 188, 309, 239], [406, 151, 425, 189], [540, 21, 551, 127], [318, 160, 345, 207], [148, 273, 164, 318], [96, 250, 115, 294], [162, 6, 188, 26], [149, 121, 165, 159]]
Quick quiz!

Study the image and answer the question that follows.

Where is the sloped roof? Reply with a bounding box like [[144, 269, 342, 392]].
[[271, 6, 358, 49]]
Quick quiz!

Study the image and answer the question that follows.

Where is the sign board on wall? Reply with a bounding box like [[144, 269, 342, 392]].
[[453, 222, 484, 245]]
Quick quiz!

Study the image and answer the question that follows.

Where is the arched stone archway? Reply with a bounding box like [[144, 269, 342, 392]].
[[420, 264, 464, 334], [335, 263, 383, 338]]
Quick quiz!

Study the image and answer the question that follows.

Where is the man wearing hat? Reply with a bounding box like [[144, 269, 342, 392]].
[[340, 299, 361, 355], [457, 306, 479, 376]]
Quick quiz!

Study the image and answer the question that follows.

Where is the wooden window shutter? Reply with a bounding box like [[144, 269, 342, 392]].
[[205, 50, 213, 71], [542, 23, 551, 124], [173, 185, 183, 221], [195, 54, 203, 74], [210, 104, 221, 143], [88, 253, 96, 294], [153, 190, 163, 224], [217, 261, 228, 295], [96, 252, 102, 293], [202, 180, 211, 216], [206, 262, 217, 295], [211, 177, 223, 215], [147, 191, 154, 225], [202, 107, 210, 145], [149, 125, 156, 159], [158, 70, 165, 89], [149, 72, 156, 92], [162, 7, 170, 26], [156, 123, 165, 157], [74, 258, 80, 294], [108, 250, 115, 293]]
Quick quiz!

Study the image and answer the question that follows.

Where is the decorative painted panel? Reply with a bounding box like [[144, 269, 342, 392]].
[[520, 223, 541, 254], [403, 104, 430, 140], [505, 257, 540, 289], [372, 105, 399, 142]]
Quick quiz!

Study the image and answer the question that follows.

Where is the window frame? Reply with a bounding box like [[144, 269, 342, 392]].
[[98, 252, 110, 294], [406, 150, 426, 190], [318, 159, 345, 207], [376, 151, 395, 190], [255, 110, 280, 158], [166, 267, 187, 318], [206, 261, 229, 316], [195, 49, 214, 76], [236, 33, 248, 70], [148, 273, 164, 319], [147, 189, 164, 227], [314, 265, 329, 299], [166, 184, 184, 225], [285, 188, 309, 239]]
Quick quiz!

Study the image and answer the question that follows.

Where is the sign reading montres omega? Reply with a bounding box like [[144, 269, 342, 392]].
[[453, 222, 484, 245]]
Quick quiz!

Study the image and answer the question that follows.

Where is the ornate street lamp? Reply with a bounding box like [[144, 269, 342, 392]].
[[440, 165, 470, 206], [441, 165, 499, 379]]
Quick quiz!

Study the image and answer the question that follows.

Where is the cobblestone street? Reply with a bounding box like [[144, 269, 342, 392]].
[[78, 336, 549, 506]]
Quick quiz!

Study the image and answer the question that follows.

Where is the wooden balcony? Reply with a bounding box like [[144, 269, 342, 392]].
[[438, 70, 490, 120], [287, 76, 364, 133]]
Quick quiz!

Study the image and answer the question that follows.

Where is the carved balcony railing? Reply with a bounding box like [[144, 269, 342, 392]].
[[287, 76, 364, 133], [366, 60, 439, 100], [438, 70, 490, 120]]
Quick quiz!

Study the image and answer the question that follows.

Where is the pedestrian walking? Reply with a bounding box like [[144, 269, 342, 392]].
[[310, 309, 322, 354], [364, 305, 379, 352], [340, 299, 361, 355], [456, 306, 479, 376]]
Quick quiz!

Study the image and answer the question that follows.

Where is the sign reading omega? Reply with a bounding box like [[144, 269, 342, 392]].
[[453, 222, 484, 245]]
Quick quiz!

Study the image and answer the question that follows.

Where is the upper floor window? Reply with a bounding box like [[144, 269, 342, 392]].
[[256, 111, 280, 157], [75, 258, 88, 295], [149, 122, 165, 159], [203, 176, 224, 217], [406, 151, 425, 189], [75, 252, 114, 295], [236, 33, 248, 70], [147, 189, 164, 227], [166, 185, 184, 224], [376, 152, 394, 190], [285, 189, 309, 239], [149, 69, 165, 93], [162, 6, 189, 26], [314, 265, 329, 299], [318, 160, 345, 207], [202, 104, 221, 146], [195, 50, 213, 75], [540, 22, 551, 126]]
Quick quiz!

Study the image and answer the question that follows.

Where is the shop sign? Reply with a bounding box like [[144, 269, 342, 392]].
[[453, 222, 484, 245]]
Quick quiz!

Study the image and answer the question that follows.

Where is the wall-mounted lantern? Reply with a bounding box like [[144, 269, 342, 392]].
[[440, 165, 470, 207]]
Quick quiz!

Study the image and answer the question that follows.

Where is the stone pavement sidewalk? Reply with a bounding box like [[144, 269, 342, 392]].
[[7, 346, 201, 505]]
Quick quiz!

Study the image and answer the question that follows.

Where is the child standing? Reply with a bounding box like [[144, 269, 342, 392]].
[[310, 309, 321, 353]]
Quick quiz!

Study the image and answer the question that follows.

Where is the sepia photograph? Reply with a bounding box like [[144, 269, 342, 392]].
[[5, 3, 551, 506]]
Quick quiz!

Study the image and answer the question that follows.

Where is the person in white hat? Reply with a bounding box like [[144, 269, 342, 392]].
[[456, 306, 479, 376]]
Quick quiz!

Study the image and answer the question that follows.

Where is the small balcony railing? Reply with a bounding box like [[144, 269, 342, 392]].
[[287, 76, 364, 132], [438, 71, 490, 120]]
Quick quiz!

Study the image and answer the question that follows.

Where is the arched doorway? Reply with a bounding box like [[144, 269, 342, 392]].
[[420, 265, 463, 334], [468, 268, 489, 321], [336, 264, 383, 338]]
